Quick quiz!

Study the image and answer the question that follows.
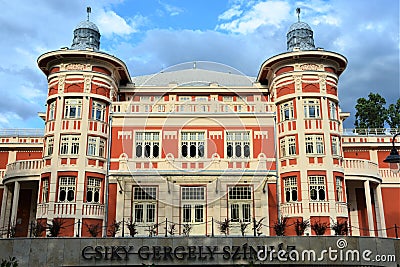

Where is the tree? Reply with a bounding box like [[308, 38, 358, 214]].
[[387, 99, 400, 130], [354, 93, 387, 130]]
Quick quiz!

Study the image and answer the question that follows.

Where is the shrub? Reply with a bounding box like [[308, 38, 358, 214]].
[[273, 217, 288, 236], [47, 218, 65, 237], [311, 221, 328, 236], [294, 219, 310, 236]]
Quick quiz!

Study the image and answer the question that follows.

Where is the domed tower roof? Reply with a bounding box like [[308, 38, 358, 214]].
[[286, 8, 315, 51], [71, 7, 101, 51]]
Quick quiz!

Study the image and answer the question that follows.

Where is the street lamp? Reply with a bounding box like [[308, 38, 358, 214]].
[[383, 133, 400, 173]]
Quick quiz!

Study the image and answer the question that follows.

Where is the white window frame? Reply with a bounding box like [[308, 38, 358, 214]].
[[223, 96, 233, 102], [284, 177, 298, 202], [133, 187, 157, 223], [309, 176, 326, 201], [179, 96, 192, 102], [280, 101, 294, 121], [331, 136, 340, 156], [87, 136, 106, 157], [42, 179, 49, 203], [48, 101, 56, 120], [303, 99, 320, 118], [64, 98, 82, 119], [336, 177, 344, 202], [305, 135, 324, 155], [181, 186, 205, 223], [58, 177, 76, 202], [280, 136, 296, 157], [135, 132, 160, 158], [91, 100, 106, 122], [86, 177, 101, 203], [60, 135, 80, 155], [46, 136, 54, 156], [180, 131, 205, 159], [226, 131, 251, 158], [329, 101, 338, 120], [228, 186, 252, 223]]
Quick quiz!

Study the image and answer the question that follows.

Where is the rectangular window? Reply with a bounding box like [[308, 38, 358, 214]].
[[41, 179, 49, 203], [64, 99, 82, 119], [223, 96, 233, 102], [86, 177, 101, 203], [181, 132, 205, 158], [304, 99, 320, 118], [280, 102, 294, 121], [179, 96, 191, 102], [331, 136, 340, 156], [58, 177, 76, 202], [336, 177, 344, 202], [46, 136, 54, 156], [135, 132, 160, 158], [87, 136, 106, 157], [329, 101, 338, 120], [280, 136, 296, 157], [140, 96, 151, 102], [48, 101, 56, 120], [60, 135, 80, 155], [91, 101, 106, 122], [195, 96, 208, 102], [228, 186, 252, 223], [305, 135, 324, 155], [133, 186, 157, 223], [182, 187, 205, 200], [309, 176, 326, 201], [226, 131, 251, 158], [183, 204, 191, 223], [181, 187, 205, 223], [284, 177, 298, 202]]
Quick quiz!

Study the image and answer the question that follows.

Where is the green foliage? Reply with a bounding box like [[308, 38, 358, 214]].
[[387, 99, 400, 129], [354, 93, 387, 130], [1, 257, 18, 267], [273, 217, 288, 236], [126, 221, 138, 237], [217, 218, 230, 236], [294, 219, 310, 236]]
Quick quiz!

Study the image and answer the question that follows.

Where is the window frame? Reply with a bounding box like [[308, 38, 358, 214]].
[[64, 98, 82, 119], [280, 136, 297, 157], [279, 101, 294, 122], [181, 186, 206, 223], [226, 131, 251, 159], [86, 177, 102, 204], [60, 135, 80, 155], [309, 176, 326, 201], [46, 136, 54, 156], [228, 186, 252, 223], [335, 177, 344, 202], [58, 177, 76, 202], [303, 99, 321, 119], [41, 178, 49, 203], [135, 131, 161, 159], [180, 131, 205, 159], [284, 176, 298, 202], [331, 136, 340, 156], [132, 186, 157, 224], [91, 100, 106, 122], [329, 101, 338, 120], [87, 136, 106, 158], [48, 101, 56, 121], [305, 135, 325, 155]]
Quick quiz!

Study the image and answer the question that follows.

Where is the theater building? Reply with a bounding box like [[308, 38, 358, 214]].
[[0, 13, 399, 240]]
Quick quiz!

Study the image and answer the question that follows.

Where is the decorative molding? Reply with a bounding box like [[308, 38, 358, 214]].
[[209, 131, 222, 139], [254, 131, 268, 139], [117, 131, 132, 140], [64, 63, 91, 71], [163, 131, 177, 139]]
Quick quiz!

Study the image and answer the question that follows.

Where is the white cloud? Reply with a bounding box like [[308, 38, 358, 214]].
[[159, 1, 184, 16], [96, 10, 137, 36], [218, 5, 243, 20], [216, 1, 291, 34]]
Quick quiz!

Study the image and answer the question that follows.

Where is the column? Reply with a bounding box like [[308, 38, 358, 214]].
[[10, 181, 20, 229], [0, 185, 10, 232], [364, 180, 375, 237], [375, 184, 387, 237]]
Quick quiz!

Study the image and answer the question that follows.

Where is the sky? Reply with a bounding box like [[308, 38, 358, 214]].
[[0, 0, 398, 129]]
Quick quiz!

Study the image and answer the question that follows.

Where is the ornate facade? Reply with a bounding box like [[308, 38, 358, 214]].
[[0, 14, 399, 238]]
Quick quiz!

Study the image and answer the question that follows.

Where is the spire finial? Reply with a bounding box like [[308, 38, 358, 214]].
[[296, 7, 301, 22], [87, 6, 92, 21]]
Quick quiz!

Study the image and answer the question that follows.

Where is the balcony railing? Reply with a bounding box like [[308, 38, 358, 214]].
[[343, 128, 400, 136], [3, 159, 44, 181], [343, 158, 380, 180], [0, 128, 44, 137]]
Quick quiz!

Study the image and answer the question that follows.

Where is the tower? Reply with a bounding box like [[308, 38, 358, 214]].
[[36, 9, 131, 236], [257, 9, 348, 235]]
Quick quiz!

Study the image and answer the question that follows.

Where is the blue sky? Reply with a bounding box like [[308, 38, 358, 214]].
[[0, 0, 398, 129]]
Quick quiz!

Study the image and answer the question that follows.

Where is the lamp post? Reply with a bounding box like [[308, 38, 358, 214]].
[[383, 133, 400, 173]]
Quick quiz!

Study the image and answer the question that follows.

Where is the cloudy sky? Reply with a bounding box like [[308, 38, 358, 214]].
[[0, 0, 398, 129]]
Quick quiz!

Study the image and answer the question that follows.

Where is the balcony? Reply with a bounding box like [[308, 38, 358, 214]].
[[343, 158, 381, 182], [281, 201, 348, 218], [3, 159, 44, 183]]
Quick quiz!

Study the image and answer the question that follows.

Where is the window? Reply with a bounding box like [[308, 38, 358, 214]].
[[181, 187, 205, 223], [223, 96, 233, 102], [181, 132, 205, 158], [179, 96, 191, 102], [280, 136, 296, 157], [64, 99, 82, 119], [228, 186, 252, 223], [140, 96, 151, 102], [331, 136, 340, 156], [329, 101, 338, 120], [309, 176, 326, 201], [336, 177, 344, 202], [46, 136, 54, 156], [305, 135, 324, 155], [87, 136, 106, 157], [280, 102, 294, 121], [303, 99, 320, 118], [226, 131, 251, 158], [86, 177, 101, 203], [48, 101, 56, 120], [58, 177, 76, 202], [41, 179, 49, 203], [135, 132, 160, 158], [133, 187, 157, 223], [91, 101, 106, 122], [60, 135, 80, 155], [195, 96, 208, 102], [284, 177, 298, 202]]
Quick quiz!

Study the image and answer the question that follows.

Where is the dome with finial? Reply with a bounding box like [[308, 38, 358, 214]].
[[286, 8, 315, 51], [71, 7, 101, 51]]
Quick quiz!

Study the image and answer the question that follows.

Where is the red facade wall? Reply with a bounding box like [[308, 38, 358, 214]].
[[343, 151, 370, 160], [381, 187, 400, 237], [0, 152, 8, 168], [310, 216, 330, 236], [107, 183, 117, 237], [81, 218, 103, 237], [355, 188, 369, 236], [16, 151, 42, 161], [268, 183, 277, 235]]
